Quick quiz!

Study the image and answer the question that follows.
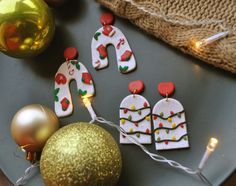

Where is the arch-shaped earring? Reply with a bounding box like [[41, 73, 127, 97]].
[[91, 13, 136, 74], [120, 80, 152, 144], [54, 47, 95, 117], [152, 82, 190, 150]]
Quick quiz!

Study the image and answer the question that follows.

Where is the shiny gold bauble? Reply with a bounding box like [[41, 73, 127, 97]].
[[0, 0, 55, 58], [44, 0, 68, 7], [11, 104, 59, 153], [40, 122, 122, 186]]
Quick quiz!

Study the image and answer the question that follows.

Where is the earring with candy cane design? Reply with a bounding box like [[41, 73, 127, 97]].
[[91, 12, 137, 73], [54, 47, 96, 117]]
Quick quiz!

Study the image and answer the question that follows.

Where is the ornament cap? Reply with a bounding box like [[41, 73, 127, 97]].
[[100, 12, 114, 26], [64, 47, 78, 60], [128, 80, 145, 94], [158, 82, 175, 97]]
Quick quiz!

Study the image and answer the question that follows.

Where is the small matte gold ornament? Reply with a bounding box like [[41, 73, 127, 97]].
[[0, 0, 55, 58], [11, 104, 59, 162], [40, 122, 122, 186]]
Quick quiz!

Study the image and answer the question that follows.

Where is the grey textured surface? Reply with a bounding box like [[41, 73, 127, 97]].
[[0, 1, 236, 186]]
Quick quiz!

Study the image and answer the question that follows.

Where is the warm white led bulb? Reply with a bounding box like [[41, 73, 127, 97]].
[[195, 41, 203, 49], [207, 138, 218, 152], [198, 137, 219, 171], [83, 98, 91, 107]]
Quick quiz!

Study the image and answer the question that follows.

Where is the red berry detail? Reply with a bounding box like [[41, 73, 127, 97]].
[[165, 141, 169, 145], [158, 82, 175, 97], [100, 12, 114, 26], [55, 73, 67, 85], [134, 123, 139, 127], [82, 73, 93, 85], [121, 50, 133, 61], [143, 102, 148, 108], [64, 47, 78, 60], [153, 115, 158, 120], [180, 124, 184, 128], [159, 123, 163, 128], [146, 129, 150, 134], [128, 80, 145, 94], [124, 109, 128, 114], [170, 111, 174, 115]]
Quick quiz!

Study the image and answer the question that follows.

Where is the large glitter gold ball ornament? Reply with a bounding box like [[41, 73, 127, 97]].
[[11, 104, 59, 156], [0, 0, 55, 58], [40, 122, 122, 186]]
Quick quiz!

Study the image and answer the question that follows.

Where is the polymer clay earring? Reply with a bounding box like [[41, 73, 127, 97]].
[[120, 80, 152, 144], [91, 12, 136, 73], [152, 82, 189, 150], [54, 47, 95, 117]]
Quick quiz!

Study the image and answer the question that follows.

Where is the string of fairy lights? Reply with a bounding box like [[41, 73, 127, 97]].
[[16, 98, 218, 185]]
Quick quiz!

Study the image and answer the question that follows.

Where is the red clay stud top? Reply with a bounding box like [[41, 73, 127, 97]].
[[100, 12, 114, 26], [158, 82, 175, 97], [64, 47, 78, 60], [128, 80, 145, 94]]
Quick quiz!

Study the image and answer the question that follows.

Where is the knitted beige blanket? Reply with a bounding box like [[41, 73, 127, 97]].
[[96, 0, 236, 73]]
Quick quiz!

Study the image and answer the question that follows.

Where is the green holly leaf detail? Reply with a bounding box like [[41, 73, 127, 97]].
[[128, 115, 132, 121], [165, 129, 169, 134], [76, 64, 80, 70], [71, 60, 76, 65], [54, 88, 60, 102], [157, 137, 161, 142], [160, 112, 164, 117], [54, 88, 60, 95], [119, 66, 129, 73], [138, 110, 142, 115], [70, 60, 80, 70], [54, 96, 59, 102], [184, 136, 188, 141], [78, 89, 87, 97], [94, 32, 101, 41], [136, 133, 140, 138]]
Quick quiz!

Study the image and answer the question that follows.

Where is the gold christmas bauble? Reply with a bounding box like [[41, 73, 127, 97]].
[[0, 0, 55, 58], [44, 0, 68, 7], [40, 122, 122, 186], [11, 104, 59, 153]]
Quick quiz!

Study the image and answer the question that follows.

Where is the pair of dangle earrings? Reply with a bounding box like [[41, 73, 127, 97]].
[[119, 80, 189, 150]]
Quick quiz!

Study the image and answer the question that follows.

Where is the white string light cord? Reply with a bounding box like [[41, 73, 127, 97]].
[[15, 162, 39, 186], [123, 0, 224, 27], [92, 116, 212, 185], [123, 0, 234, 45], [84, 98, 214, 185]]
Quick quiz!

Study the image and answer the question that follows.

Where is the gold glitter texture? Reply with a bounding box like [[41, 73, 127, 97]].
[[40, 122, 122, 186]]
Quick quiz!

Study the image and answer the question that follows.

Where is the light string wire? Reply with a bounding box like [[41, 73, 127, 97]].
[[15, 162, 39, 186], [14, 103, 212, 186], [123, 0, 235, 43], [123, 0, 223, 26], [91, 116, 212, 185]]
